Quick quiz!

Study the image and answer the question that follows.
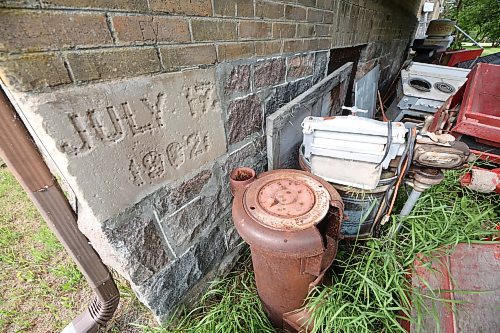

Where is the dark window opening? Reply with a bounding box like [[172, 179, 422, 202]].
[[328, 45, 365, 107]]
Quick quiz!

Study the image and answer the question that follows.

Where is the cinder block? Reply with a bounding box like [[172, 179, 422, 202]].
[[283, 39, 304, 53], [297, 0, 316, 7], [315, 24, 331, 37]]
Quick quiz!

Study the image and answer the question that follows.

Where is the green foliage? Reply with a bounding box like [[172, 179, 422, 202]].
[[307, 168, 499, 333], [139, 255, 274, 333], [444, 0, 500, 44], [149, 167, 498, 333]]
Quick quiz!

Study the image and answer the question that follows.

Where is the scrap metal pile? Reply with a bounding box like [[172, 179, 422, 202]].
[[229, 57, 499, 332]]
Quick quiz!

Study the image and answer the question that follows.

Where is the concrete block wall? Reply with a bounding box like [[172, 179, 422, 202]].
[[0, 0, 420, 320]]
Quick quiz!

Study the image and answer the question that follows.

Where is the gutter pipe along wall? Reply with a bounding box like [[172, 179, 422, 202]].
[[0, 86, 119, 333]]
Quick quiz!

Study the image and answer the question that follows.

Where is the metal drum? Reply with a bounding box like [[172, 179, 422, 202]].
[[230, 169, 343, 331], [299, 144, 393, 239]]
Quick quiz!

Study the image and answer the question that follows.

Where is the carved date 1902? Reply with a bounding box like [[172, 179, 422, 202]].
[[129, 132, 211, 187]]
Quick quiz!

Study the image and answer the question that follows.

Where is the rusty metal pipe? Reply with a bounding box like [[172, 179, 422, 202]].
[[229, 167, 256, 196], [0, 87, 119, 333]]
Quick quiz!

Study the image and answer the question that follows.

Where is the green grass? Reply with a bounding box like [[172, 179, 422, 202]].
[[0, 163, 156, 332], [137, 255, 274, 333], [154, 167, 498, 333], [462, 42, 500, 56], [2, 158, 498, 333], [0, 164, 88, 332], [308, 167, 498, 332]]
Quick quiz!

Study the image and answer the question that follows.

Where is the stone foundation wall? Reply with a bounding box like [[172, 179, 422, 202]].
[[0, 0, 420, 320]]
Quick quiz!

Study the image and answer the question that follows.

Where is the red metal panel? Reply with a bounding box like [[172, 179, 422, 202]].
[[443, 49, 484, 67], [410, 243, 500, 332], [452, 63, 500, 145]]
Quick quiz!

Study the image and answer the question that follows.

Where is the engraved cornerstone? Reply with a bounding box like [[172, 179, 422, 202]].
[[9, 68, 227, 221]]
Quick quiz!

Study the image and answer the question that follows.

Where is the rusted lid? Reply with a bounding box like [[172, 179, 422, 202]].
[[243, 170, 330, 231]]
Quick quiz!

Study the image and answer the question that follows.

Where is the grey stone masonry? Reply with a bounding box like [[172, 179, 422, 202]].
[[0, 0, 420, 322]]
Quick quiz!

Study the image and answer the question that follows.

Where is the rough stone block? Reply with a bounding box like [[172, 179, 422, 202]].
[[160, 44, 217, 71], [256, 0, 284, 19], [153, 169, 212, 218], [112, 15, 190, 44], [239, 21, 272, 39], [137, 225, 227, 319], [149, 0, 212, 16], [264, 77, 312, 117], [102, 205, 170, 285], [217, 42, 255, 61], [161, 196, 218, 249], [287, 54, 314, 79], [191, 20, 237, 41], [272, 23, 296, 39], [313, 51, 328, 84], [41, 0, 148, 11], [224, 65, 251, 94], [255, 40, 282, 57], [227, 94, 263, 145], [7, 68, 227, 222], [0, 10, 112, 52], [254, 58, 285, 89], [0, 53, 71, 92], [285, 5, 306, 21], [67, 48, 161, 82]]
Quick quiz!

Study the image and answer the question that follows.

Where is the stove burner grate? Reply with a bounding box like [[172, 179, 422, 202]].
[[434, 82, 455, 94], [409, 78, 432, 92]]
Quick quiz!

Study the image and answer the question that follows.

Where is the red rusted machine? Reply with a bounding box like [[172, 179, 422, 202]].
[[430, 63, 500, 163], [230, 168, 343, 332]]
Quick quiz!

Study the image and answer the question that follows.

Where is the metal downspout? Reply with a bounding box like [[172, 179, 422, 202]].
[[0, 87, 119, 333]]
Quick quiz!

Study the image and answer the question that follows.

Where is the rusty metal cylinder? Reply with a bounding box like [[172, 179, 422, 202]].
[[231, 168, 343, 330]]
